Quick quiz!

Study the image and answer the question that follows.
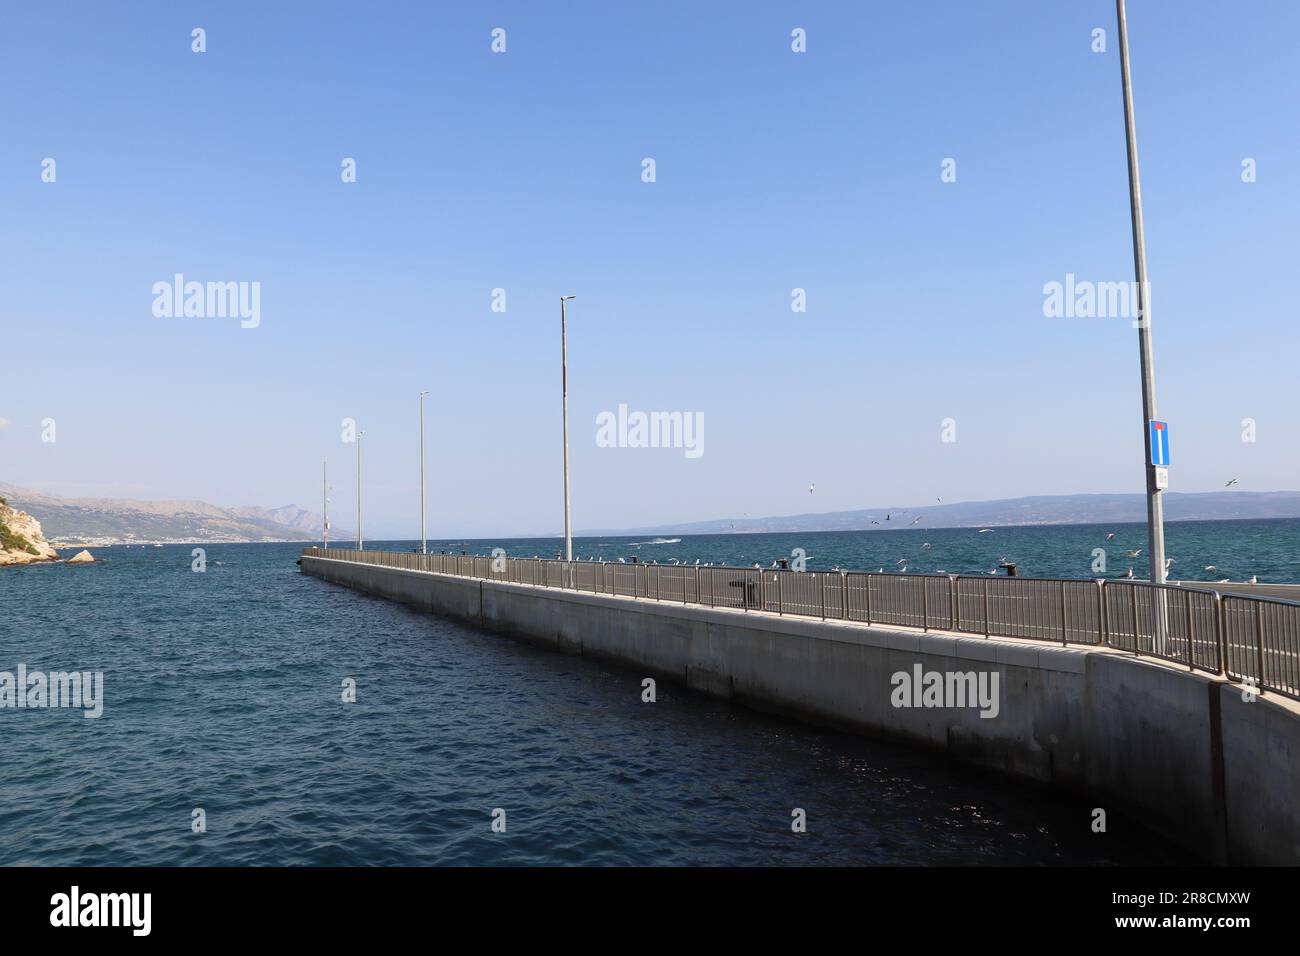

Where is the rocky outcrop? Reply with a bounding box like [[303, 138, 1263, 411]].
[[66, 549, 96, 564], [0, 497, 61, 566]]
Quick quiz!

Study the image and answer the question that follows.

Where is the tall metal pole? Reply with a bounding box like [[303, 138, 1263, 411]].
[[357, 430, 364, 551], [322, 460, 328, 549], [1116, 0, 1166, 584], [419, 391, 429, 554], [560, 295, 576, 562]]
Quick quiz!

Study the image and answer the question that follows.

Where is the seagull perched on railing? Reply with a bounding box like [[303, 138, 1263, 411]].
[[1248, 575, 1258, 585], [1123, 568, 1135, 579]]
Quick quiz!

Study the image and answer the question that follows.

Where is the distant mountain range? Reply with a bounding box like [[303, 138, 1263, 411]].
[[590, 491, 1300, 536], [3, 483, 1296, 545], [0, 484, 347, 545]]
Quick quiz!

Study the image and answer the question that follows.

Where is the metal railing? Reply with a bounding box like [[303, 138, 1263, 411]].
[[304, 547, 1300, 701]]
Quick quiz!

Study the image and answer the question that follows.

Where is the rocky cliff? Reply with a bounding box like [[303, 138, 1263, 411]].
[[0, 497, 60, 566]]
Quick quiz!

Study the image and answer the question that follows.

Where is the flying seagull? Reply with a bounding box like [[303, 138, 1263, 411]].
[[921, 542, 933, 550], [910, 516, 922, 525], [1124, 549, 1143, 558], [809, 483, 815, 494], [978, 528, 994, 534], [1105, 532, 1116, 541], [1204, 565, 1218, 573], [1225, 478, 1239, 488]]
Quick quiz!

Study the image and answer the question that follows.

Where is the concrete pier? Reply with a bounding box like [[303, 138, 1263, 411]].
[[301, 554, 1300, 865]]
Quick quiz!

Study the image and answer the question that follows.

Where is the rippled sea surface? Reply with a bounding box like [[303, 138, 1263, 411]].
[[446, 517, 1300, 583], [0, 539, 1200, 866]]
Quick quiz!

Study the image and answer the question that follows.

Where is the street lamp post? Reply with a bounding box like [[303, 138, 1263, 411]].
[[419, 390, 429, 554], [356, 429, 364, 551], [322, 460, 328, 549], [560, 295, 576, 563], [1116, 0, 1167, 585]]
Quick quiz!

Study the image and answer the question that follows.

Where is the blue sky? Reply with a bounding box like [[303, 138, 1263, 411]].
[[1, 1, 1296, 537]]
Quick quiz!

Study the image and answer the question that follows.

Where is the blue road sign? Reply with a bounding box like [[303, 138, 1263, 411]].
[[1149, 420, 1170, 466]]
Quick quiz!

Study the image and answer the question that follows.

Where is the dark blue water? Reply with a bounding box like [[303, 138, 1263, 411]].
[[1, 541, 1193, 865]]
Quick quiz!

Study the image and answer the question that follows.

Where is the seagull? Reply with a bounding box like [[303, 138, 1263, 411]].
[[1106, 532, 1116, 541], [809, 483, 815, 494], [1204, 565, 1218, 573], [1248, 575, 1258, 585], [1124, 549, 1143, 558], [1123, 568, 1135, 579], [978, 528, 994, 534], [1164, 558, 1176, 568], [896, 558, 908, 566], [1225, 478, 1239, 488], [1217, 578, 1230, 584], [921, 542, 933, 550], [618, 557, 626, 563], [910, 516, 922, 525]]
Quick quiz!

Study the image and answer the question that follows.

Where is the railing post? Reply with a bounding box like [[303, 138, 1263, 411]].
[[840, 571, 848, 621], [695, 565, 700, 606], [1097, 579, 1107, 647], [776, 572, 783, 614], [819, 572, 826, 620], [1060, 580, 1068, 646], [1131, 584, 1140, 656], [982, 576, 990, 638], [865, 573, 872, 626], [1214, 592, 1224, 676], [655, 565, 661, 601], [921, 578, 929, 632], [950, 575, 958, 631], [1184, 591, 1195, 670], [1254, 599, 1266, 690]]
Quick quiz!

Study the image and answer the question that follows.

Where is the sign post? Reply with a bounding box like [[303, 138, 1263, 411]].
[[1117, 0, 1167, 586]]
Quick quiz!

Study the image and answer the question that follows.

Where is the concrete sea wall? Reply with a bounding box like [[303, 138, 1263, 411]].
[[301, 555, 1300, 865]]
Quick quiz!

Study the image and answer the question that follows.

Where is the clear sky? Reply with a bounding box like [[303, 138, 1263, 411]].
[[1, 1, 1296, 537]]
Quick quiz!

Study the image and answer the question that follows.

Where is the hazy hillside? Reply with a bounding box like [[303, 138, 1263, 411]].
[[595, 491, 1300, 536], [0, 484, 346, 545]]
